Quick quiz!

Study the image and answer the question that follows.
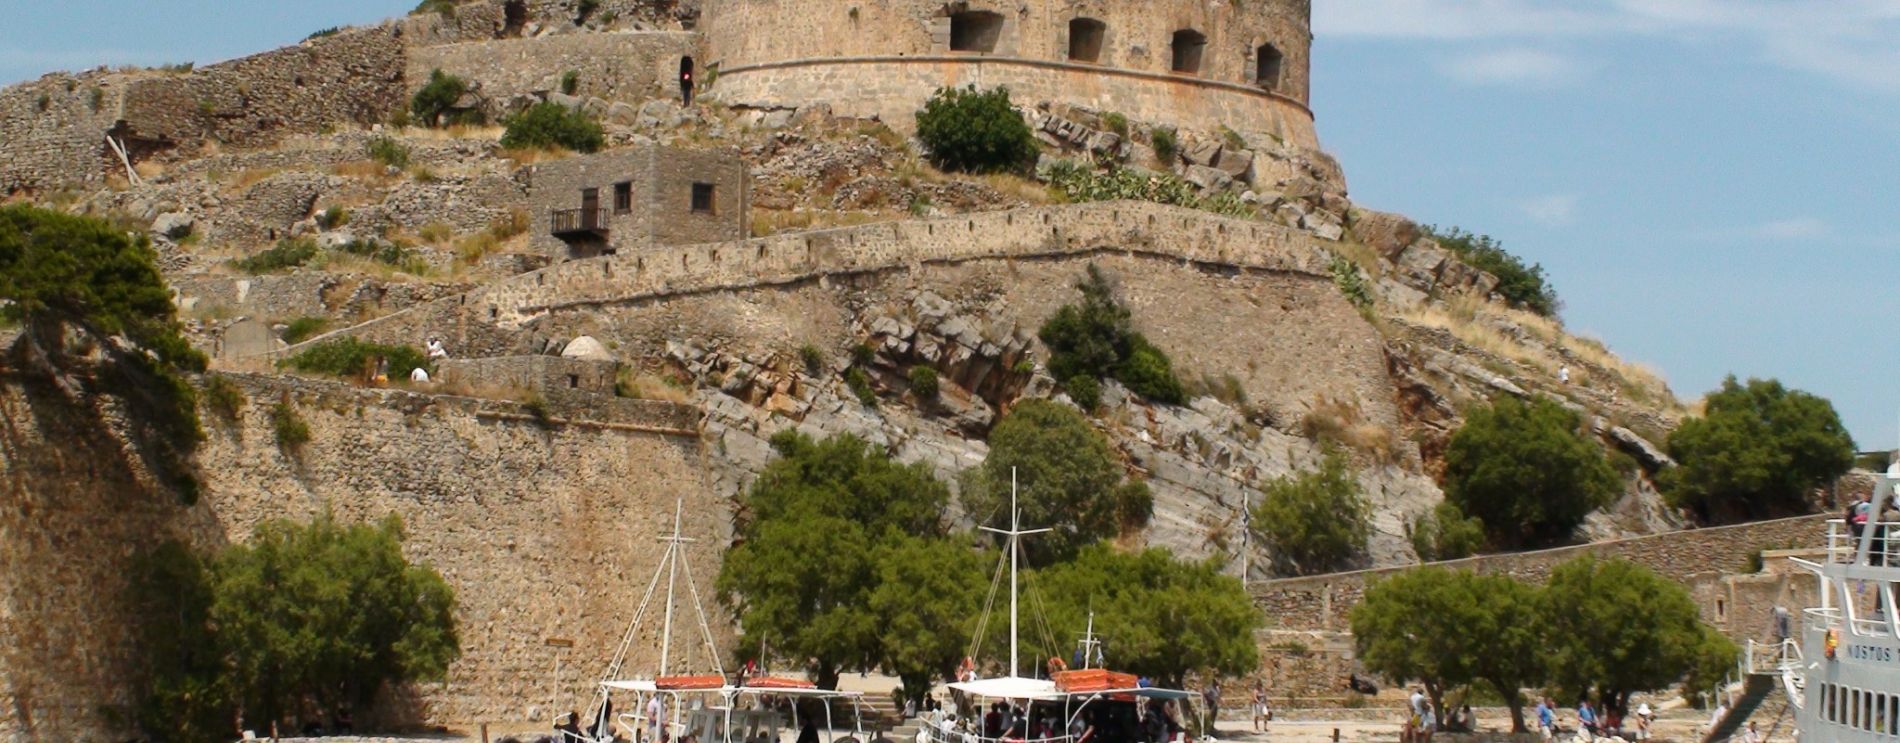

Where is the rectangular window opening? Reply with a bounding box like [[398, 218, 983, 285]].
[[613, 181, 633, 214], [950, 11, 1004, 53], [1068, 18, 1105, 62], [691, 182, 716, 214]]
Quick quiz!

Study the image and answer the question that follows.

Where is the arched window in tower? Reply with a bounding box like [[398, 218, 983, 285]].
[[1171, 29, 1206, 74], [1256, 43, 1284, 90], [949, 11, 1005, 53], [1068, 18, 1105, 62]]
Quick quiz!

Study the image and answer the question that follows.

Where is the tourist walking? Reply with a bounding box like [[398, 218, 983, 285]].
[[1252, 687, 1271, 733], [1535, 697, 1554, 741], [1577, 699, 1598, 740]]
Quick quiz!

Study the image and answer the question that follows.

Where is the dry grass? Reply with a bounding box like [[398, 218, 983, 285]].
[[501, 147, 573, 167], [133, 160, 166, 180], [615, 370, 693, 403], [977, 172, 1060, 205], [417, 222, 455, 244], [404, 124, 504, 142], [453, 209, 530, 265], [1299, 394, 1399, 464], [1395, 295, 1676, 408]]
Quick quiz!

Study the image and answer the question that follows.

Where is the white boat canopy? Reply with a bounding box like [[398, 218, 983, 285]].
[[948, 676, 1065, 701]]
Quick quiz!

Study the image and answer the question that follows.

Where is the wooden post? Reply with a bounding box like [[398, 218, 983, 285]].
[[481, 722, 490, 743], [1331, 728, 1339, 742]]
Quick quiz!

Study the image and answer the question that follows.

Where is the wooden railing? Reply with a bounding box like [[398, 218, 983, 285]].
[[550, 207, 608, 236]]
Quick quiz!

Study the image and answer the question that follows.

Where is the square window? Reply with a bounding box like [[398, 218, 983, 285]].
[[691, 182, 716, 214], [614, 182, 633, 214], [567, 373, 580, 389]]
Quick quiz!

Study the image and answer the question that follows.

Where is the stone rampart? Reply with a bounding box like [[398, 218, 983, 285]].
[[280, 201, 1333, 362], [0, 70, 132, 193], [0, 367, 715, 740], [407, 32, 698, 109], [1252, 514, 1828, 631], [702, 0, 1314, 144]]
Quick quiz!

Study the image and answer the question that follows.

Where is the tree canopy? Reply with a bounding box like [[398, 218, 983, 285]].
[[1408, 501, 1486, 562], [1540, 556, 1708, 711], [1662, 376, 1855, 522], [130, 515, 460, 739], [1251, 446, 1370, 575], [960, 399, 1153, 566], [1423, 226, 1559, 317], [1444, 396, 1620, 549], [1028, 545, 1260, 688], [1037, 265, 1186, 405], [0, 204, 207, 497], [1352, 556, 1725, 727], [866, 535, 991, 704], [718, 431, 965, 689]]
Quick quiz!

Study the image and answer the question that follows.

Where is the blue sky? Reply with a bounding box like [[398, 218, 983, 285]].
[[3, 1, 1896, 448]]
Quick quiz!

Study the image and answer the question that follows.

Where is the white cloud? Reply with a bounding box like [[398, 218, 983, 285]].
[[1518, 194, 1580, 225], [1441, 48, 1585, 87], [1315, 0, 1900, 93], [1750, 217, 1830, 240]]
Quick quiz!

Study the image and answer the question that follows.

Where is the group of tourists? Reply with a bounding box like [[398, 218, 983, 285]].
[[1398, 688, 1471, 742], [1532, 697, 1655, 742]]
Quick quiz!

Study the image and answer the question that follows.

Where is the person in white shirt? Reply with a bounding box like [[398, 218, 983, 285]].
[[409, 366, 430, 383], [648, 695, 669, 743]]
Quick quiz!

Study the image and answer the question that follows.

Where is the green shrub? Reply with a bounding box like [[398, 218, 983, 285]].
[[1150, 127, 1179, 164], [1043, 160, 1249, 218], [306, 26, 341, 40], [960, 399, 1155, 565], [1445, 395, 1619, 549], [202, 376, 246, 422], [908, 366, 939, 401], [270, 401, 310, 449], [412, 0, 460, 17], [410, 69, 477, 127], [1101, 112, 1129, 138], [337, 238, 420, 270], [576, 0, 600, 20], [845, 366, 877, 407], [560, 69, 580, 96], [1661, 376, 1855, 522], [282, 337, 431, 381], [229, 238, 319, 274], [1330, 255, 1373, 310], [1423, 225, 1560, 317], [914, 85, 1038, 174], [1065, 374, 1101, 412], [851, 342, 876, 367], [366, 135, 410, 168], [281, 316, 328, 345], [500, 102, 604, 153], [798, 344, 826, 374], [1220, 125, 1247, 151], [1038, 265, 1187, 406], [1252, 446, 1369, 575], [523, 393, 554, 428], [316, 205, 350, 230], [1407, 501, 1486, 562]]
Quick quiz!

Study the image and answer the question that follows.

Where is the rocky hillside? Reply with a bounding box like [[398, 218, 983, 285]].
[[13, 9, 1691, 573]]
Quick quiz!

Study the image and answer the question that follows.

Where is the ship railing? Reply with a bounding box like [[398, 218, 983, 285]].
[[1744, 638, 1803, 675], [1824, 519, 1900, 565], [924, 729, 1076, 743], [1805, 607, 1842, 633]]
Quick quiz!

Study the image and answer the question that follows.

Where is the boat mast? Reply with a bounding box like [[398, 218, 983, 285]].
[[980, 467, 1050, 679], [659, 499, 691, 676]]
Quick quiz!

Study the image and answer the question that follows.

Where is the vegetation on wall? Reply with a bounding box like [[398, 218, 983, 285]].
[[410, 69, 480, 127], [1251, 446, 1370, 575], [1038, 265, 1186, 406], [130, 516, 459, 739], [1661, 376, 1855, 522], [915, 85, 1038, 174], [960, 399, 1154, 566], [1407, 501, 1485, 562], [1423, 226, 1559, 317], [282, 337, 431, 382], [1444, 396, 1619, 549], [0, 204, 207, 499], [500, 102, 604, 153], [1043, 160, 1249, 218]]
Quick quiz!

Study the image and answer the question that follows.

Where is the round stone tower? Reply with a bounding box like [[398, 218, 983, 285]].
[[700, 0, 1316, 148]]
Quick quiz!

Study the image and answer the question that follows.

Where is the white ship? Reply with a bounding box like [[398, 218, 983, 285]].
[[1720, 462, 1900, 742]]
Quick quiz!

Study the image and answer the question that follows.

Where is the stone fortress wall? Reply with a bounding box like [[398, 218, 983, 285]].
[[0, 368, 720, 740], [699, 0, 1316, 146], [406, 31, 700, 110]]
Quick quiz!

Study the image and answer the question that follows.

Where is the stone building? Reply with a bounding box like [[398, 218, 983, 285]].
[[522, 145, 750, 259], [699, 0, 1317, 147]]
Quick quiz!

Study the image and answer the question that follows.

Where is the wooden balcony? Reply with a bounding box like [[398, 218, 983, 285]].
[[550, 207, 608, 239]]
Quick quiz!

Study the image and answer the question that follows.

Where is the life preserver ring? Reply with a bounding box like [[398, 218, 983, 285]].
[[1048, 657, 1068, 674], [1826, 627, 1840, 660]]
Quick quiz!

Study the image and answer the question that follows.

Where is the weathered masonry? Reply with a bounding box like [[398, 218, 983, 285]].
[[700, 0, 1317, 147], [523, 145, 751, 260]]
